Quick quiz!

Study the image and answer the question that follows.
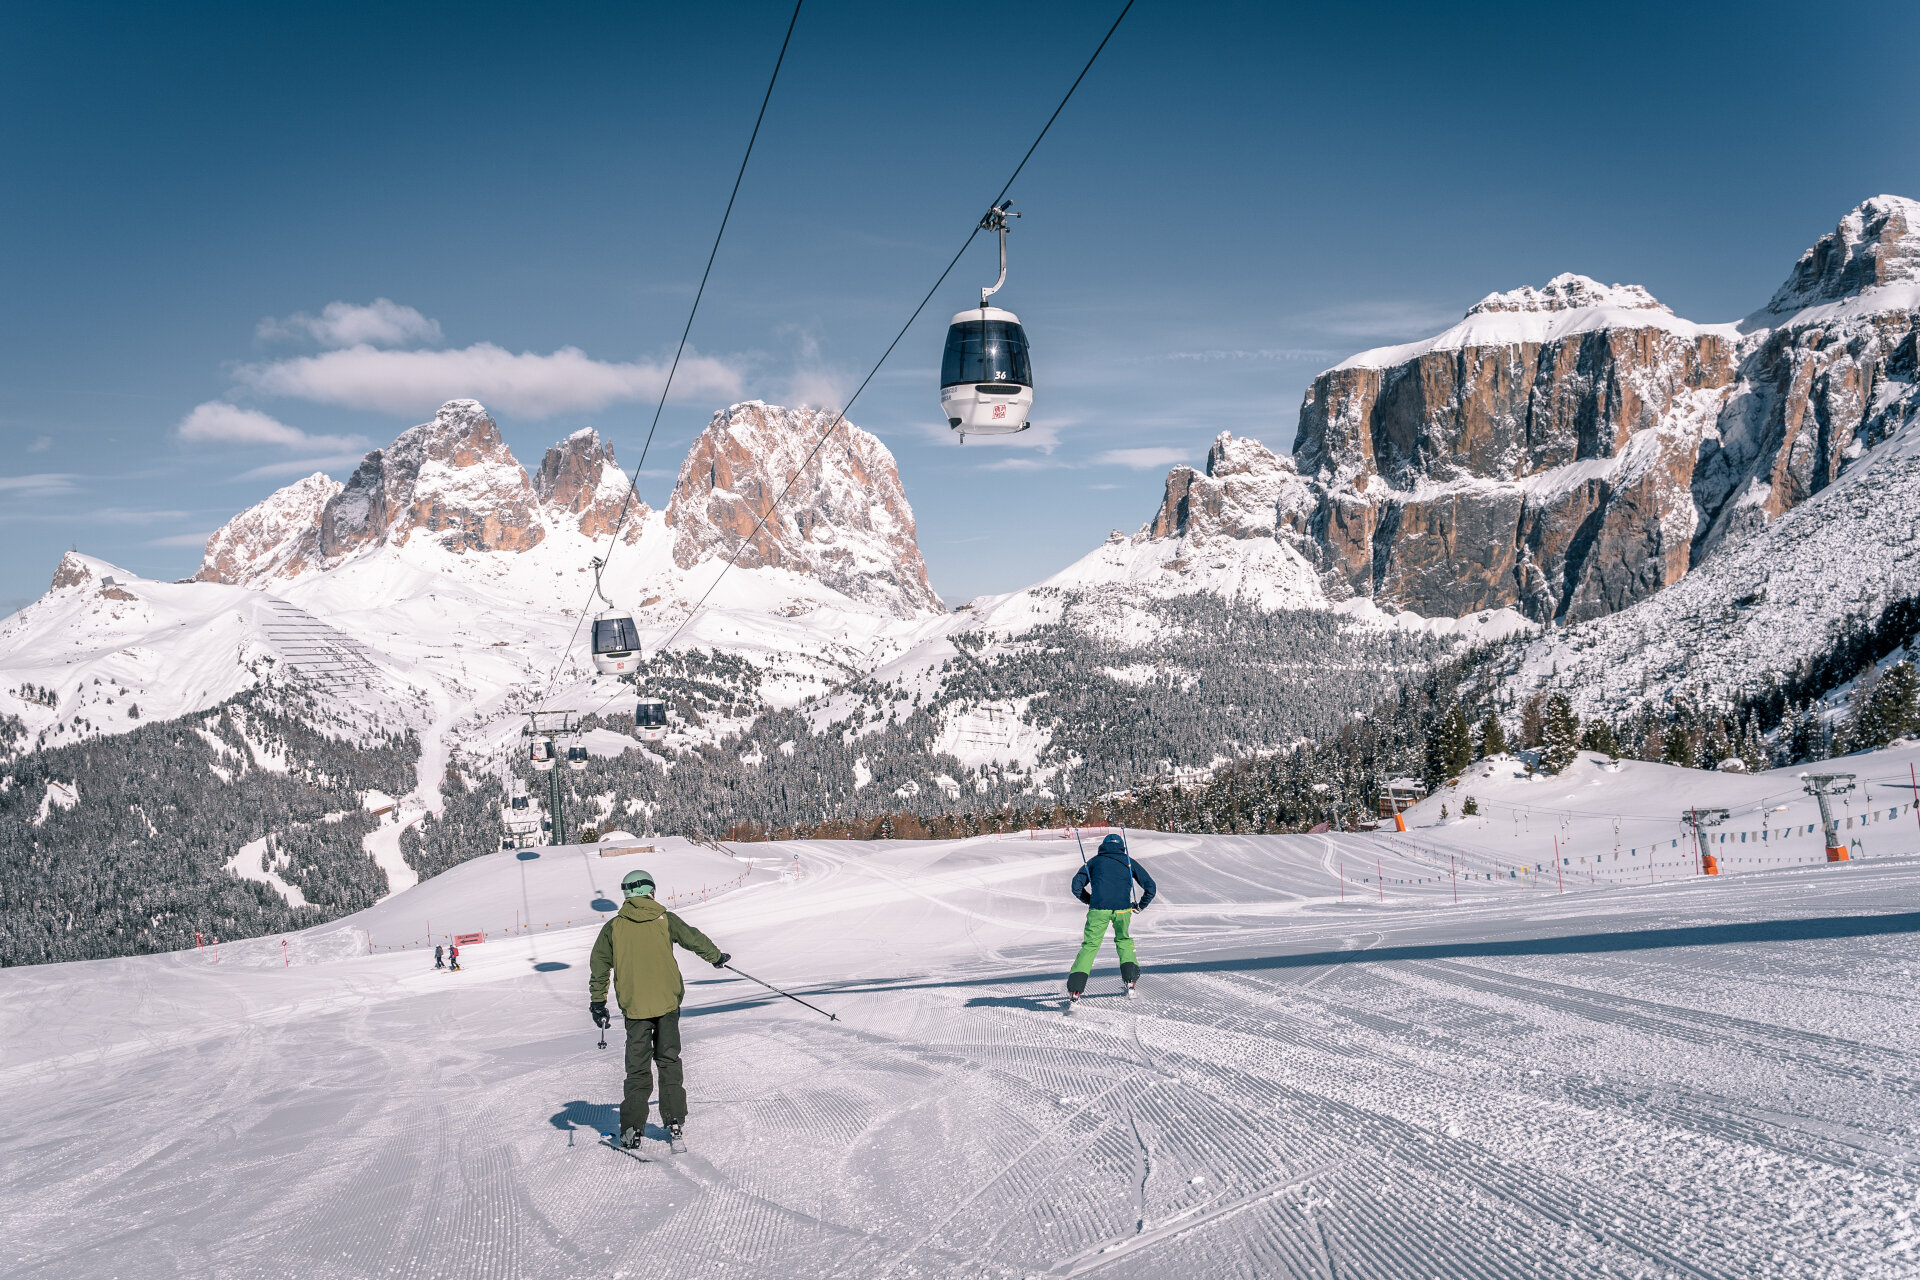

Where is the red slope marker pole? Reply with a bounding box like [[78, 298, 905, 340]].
[[1911, 764, 1918, 839]]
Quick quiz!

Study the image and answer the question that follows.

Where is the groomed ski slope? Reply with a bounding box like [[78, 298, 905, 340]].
[[5, 755, 1920, 1278]]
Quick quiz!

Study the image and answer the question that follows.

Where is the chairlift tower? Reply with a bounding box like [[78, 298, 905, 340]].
[[525, 710, 581, 846], [1683, 807, 1729, 876], [1801, 772, 1856, 862]]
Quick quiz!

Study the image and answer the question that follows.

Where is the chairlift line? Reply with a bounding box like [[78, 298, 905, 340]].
[[635, 0, 1137, 677], [525, 0, 804, 716]]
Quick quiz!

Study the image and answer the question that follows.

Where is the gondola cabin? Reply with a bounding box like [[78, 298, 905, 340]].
[[591, 610, 641, 675], [941, 306, 1033, 439], [635, 697, 669, 743]]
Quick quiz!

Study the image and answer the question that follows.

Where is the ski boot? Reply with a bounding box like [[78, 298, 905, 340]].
[[1066, 970, 1088, 1013], [667, 1123, 687, 1154], [1121, 961, 1140, 1000], [620, 1127, 645, 1151]]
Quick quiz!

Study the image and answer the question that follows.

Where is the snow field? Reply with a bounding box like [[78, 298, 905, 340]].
[[2, 819, 1917, 1277]]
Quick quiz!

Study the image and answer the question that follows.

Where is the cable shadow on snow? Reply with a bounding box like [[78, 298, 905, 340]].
[[834, 910, 1920, 997]]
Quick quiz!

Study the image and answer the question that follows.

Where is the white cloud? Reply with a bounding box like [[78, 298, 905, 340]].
[[235, 454, 371, 482], [1165, 348, 1337, 362], [1095, 447, 1188, 470], [259, 298, 444, 349], [177, 402, 368, 454], [94, 508, 191, 525], [1302, 299, 1462, 339], [977, 457, 1055, 472], [26, 435, 51, 453], [234, 343, 742, 419], [0, 473, 80, 496], [147, 530, 220, 547]]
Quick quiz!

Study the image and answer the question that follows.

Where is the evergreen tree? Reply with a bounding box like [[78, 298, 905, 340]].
[[1737, 717, 1769, 773], [1661, 723, 1693, 768], [1478, 709, 1508, 758], [1579, 720, 1619, 759], [1519, 693, 1547, 748], [1699, 719, 1732, 770], [1849, 660, 1919, 750], [1540, 694, 1580, 773], [1426, 702, 1471, 784]]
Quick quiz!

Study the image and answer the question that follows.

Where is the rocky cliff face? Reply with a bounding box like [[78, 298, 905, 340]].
[[533, 428, 645, 542], [1280, 196, 1920, 624], [194, 399, 941, 617], [317, 399, 545, 560], [197, 472, 343, 585], [664, 402, 941, 617], [196, 402, 649, 587], [1147, 433, 1316, 547]]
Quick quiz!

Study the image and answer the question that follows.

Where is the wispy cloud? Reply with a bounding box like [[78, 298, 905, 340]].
[[147, 529, 219, 547], [258, 298, 443, 349], [26, 435, 51, 453], [0, 472, 80, 496], [234, 343, 742, 419], [95, 507, 190, 524], [177, 401, 368, 453], [977, 456, 1057, 472], [1299, 299, 1462, 339], [779, 325, 851, 412], [235, 453, 370, 481], [1165, 348, 1337, 362], [1096, 447, 1188, 470]]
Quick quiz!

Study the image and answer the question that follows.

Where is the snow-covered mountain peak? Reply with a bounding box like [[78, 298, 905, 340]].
[[532, 427, 643, 542], [1467, 272, 1669, 317], [1766, 194, 1920, 315], [664, 401, 941, 618], [1146, 432, 1314, 545], [197, 472, 343, 585]]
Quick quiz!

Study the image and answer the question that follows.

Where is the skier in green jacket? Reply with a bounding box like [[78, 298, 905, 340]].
[[589, 869, 729, 1151]]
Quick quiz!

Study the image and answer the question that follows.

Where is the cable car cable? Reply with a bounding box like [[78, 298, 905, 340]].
[[530, 0, 804, 712], [642, 0, 1137, 669]]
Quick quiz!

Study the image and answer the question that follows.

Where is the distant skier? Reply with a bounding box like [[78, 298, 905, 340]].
[[434, 945, 444, 970], [589, 868, 730, 1152], [1066, 833, 1155, 1007], [448, 943, 460, 972]]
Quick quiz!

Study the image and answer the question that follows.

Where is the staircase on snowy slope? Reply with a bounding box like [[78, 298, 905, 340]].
[[259, 599, 384, 693]]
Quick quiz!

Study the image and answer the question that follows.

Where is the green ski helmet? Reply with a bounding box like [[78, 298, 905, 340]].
[[620, 869, 656, 899]]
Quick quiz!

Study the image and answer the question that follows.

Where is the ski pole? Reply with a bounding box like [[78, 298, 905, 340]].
[[724, 964, 839, 1021]]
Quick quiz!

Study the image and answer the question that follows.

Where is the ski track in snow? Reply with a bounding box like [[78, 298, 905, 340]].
[[3, 822, 1919, 1278]]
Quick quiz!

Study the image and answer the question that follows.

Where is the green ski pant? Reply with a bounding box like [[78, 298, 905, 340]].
[[622, 1010, 684, 1134], [1070, 908, 1137, 975]]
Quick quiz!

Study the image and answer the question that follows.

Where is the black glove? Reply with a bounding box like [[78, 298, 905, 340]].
[[589, 1000, 610, 1029], [1078, 889, 1092, 904], [713, 952, 731, 968], [1132, 900, 1147, 913]]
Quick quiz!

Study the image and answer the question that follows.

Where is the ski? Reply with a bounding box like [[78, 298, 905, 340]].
[[668, 1131, 688, 1155], [601, 1132, 651, 1162]]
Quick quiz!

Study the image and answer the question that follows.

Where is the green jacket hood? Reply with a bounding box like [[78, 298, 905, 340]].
[[619, 897, 666, 924]]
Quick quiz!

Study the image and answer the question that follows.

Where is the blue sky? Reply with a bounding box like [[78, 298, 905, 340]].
[[4, 1, 1917, 612]]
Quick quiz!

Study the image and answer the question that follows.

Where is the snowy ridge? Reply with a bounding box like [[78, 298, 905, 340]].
[[1334, 277, 1725, 372]]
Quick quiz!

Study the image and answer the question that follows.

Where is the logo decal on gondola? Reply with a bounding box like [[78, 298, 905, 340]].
[[993, 405, 1006, 419]]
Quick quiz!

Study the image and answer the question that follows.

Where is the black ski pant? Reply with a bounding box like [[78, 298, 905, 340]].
[[621, 1009, 685, 1134]]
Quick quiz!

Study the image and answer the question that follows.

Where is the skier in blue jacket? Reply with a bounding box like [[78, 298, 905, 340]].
[[1067, 833, 1156, 1005]]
